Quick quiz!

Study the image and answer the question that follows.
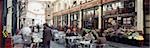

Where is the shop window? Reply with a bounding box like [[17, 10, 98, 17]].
[[70, 14, 74, 26], [102, 17, 135, 29], [82, 8, 96, 29], [122, 17, 134, 26], [117, 17, 122, 25], [53, 16, 58, 26], [62, 15, 68, 26], [62, 15, 65, 26], [70, 12, 79, 27], [65, 15, 68, 25], [57, 16, 61, 26]]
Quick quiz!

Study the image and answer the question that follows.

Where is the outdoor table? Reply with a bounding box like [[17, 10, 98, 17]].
[[54, 32, 65, 39], [53, 31, 66, 43], [31, 32, 43, 48], [79, 40, 92, 48], [51, 29, 59, 35], [65, 36, 83, 42]]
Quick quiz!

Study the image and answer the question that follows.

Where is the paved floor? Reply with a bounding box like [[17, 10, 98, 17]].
[[14, 41, 149, 48], [50, 41, 149, 48]]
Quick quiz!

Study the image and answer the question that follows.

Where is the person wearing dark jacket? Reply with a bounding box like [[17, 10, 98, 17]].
[[95, 29, 107, 48], [43, 23, 52, 48]]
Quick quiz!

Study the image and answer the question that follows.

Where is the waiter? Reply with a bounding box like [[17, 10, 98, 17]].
[[43, 23, 52, 48]]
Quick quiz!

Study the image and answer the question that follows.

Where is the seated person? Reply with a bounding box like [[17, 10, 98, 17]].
[[80, 28, 87, 36], [96, 31, 107, 47], [66, 28, 78, 36], [84, 32, 95, 41]]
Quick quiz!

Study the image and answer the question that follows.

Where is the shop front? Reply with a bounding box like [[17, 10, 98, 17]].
[[102, 0, 144, 46]]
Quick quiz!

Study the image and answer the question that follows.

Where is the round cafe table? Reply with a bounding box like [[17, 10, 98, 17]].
[[65, 36, 82, 42], [65, 36, 83, 48], [79, 40, 92, 48]]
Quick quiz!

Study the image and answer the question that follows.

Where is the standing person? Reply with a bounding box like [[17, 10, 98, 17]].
[[95, 29, 107, 48], [18, 26, 32, 48], [36, 24, 40, 32], [43, 23, 52, 48]]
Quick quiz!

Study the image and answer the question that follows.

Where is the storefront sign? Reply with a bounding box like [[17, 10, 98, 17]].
[[53, 0, 101, 16], [102, 0, 115, 4]]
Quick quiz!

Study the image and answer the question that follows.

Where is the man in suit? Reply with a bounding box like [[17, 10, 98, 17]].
[[43, 23, 52, 48]]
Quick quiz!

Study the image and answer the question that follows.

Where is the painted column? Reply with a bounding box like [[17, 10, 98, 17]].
[[6, 0, 12, 33], [137, 0, 144, 32], [98, 6, 102, 29], [78, 11, 82, 28], [50, 15, 53, 26], [68, 14, 70, 27], [17, 0, 20, 29], [12, 0, 18, 35], [2, 0, 7, 27], [60, 15, 62, 27]]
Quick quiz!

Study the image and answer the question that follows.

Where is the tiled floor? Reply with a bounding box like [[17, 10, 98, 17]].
[[13, 41, 149, 48]]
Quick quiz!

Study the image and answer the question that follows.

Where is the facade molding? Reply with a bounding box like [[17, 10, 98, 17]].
[[53, 0, 102, 16]]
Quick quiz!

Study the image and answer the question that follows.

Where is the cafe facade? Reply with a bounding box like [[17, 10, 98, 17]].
[[52, 0, 148, 46]]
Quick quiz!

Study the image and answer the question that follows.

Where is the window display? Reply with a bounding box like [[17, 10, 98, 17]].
[[102, 0, 142, 46]]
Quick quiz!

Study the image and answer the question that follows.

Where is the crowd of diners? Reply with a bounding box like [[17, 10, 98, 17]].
[[13, 23, 107, 48], [50, 23, 107, 48]]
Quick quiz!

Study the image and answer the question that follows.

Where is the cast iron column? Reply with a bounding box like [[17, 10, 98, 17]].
[[12, 0, 17, 35]]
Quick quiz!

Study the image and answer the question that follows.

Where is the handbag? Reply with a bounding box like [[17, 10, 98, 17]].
[[97, 37, 107, 44]]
